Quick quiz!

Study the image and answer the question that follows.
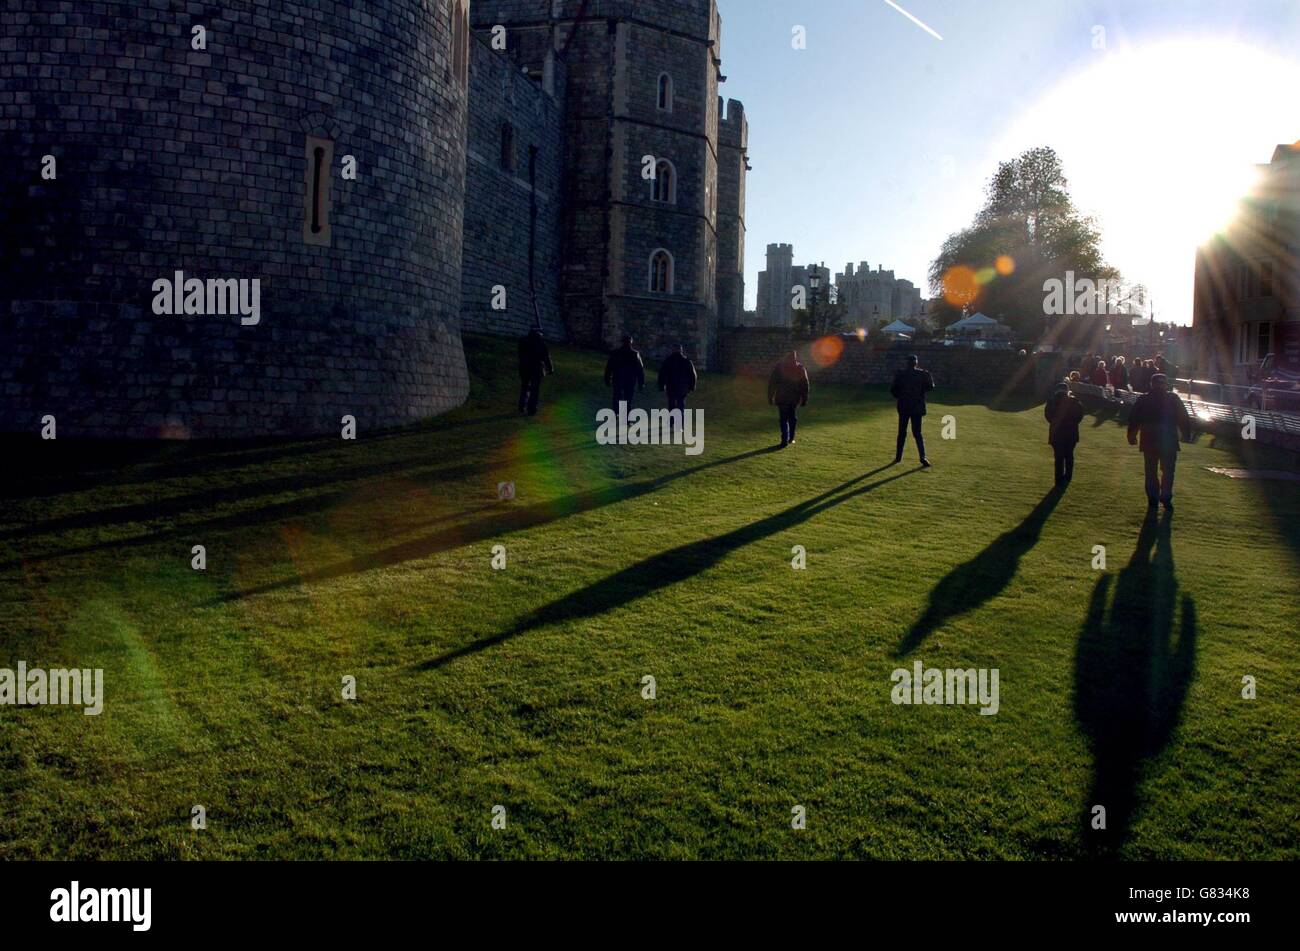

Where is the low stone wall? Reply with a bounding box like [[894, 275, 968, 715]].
[[718, 328, 1058, 396]]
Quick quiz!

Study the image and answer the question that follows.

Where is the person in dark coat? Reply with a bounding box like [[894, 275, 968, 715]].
[[657, 343, 698, 430], [517, 327, 553, 417], [1127, 373, 1192, 511], [891, 354, 934, 467], [767, 350, 809, 448], [1109, 356, 1129, 391], [604, 334, 645, 411], [1044, 381, 1084, 485], [1130, 359, 1148, 393]]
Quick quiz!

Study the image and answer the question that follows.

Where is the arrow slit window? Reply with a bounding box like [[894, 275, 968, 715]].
[[303, 136, 333, 247]]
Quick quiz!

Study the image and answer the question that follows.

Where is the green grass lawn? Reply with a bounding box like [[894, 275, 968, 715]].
[[2, 333, 1297, 859]]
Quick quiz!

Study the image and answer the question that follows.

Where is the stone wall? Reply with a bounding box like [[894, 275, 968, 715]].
[[471, 0, 730, 368], [716, 97, 747, 334], [461, 34, 566, 341], [0, 0, 471, 438], [719, 328, 1050, 395]]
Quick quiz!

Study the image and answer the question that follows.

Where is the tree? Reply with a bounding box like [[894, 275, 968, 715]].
[[928, 146, 1122, 345]]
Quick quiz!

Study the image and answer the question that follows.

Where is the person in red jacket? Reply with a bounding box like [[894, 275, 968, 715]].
[[767, 350, 809, 448], [1090, 360, 1110, 386], [1127, 373, 1192, 512], [1044, 382, 1085, 485]]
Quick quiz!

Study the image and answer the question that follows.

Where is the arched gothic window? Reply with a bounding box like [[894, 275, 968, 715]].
[[649, 249, 674, 294]]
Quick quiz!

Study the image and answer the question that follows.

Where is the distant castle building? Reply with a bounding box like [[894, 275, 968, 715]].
[[755, 243, 792, 326], [469, 0, 749, 368], [753, 245, 832, 328], [836, 261, 925, 325], [754, 245, 924, 328]]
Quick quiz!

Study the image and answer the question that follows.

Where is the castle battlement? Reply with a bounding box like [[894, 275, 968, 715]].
[[720, 97, 748, 148]]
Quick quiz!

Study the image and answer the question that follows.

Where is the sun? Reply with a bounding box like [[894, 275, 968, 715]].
[[989, 38, 1300, 323]]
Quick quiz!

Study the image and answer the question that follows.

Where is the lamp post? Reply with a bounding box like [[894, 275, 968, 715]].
[[809, 264, 823, 335]]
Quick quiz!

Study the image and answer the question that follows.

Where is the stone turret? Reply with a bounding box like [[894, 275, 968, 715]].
[[0, 0, 473, 437]]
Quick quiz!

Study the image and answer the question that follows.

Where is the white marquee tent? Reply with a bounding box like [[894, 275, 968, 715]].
[[880, 319, 918, 335], [945, 312, 1012, 338]]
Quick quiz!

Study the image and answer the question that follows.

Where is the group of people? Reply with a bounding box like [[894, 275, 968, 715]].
[[765, 350, 935, 466], [517, 329, 698, 418], [519, 328, 1192, 510], [1045, 370, 1192, 509], [1071, 352, 1174, 394]]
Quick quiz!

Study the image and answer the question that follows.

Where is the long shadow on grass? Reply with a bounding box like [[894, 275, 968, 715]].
[[1073, 511, 1197, 856], [215, 446, 781, 604], [0, 413, 520, 503], [0, 415, 540, 542], [0, 444, 588, 573], [422, 464, 921, 669], [1216, 436, 1300, 569], [895, 485, 1065, 657]]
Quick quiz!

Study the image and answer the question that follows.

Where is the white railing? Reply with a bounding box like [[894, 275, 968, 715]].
[[1066, 381, 1300, 436]]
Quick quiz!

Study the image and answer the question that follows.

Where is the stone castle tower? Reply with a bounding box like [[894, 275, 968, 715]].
[[0, 0, 473, 437], [717, 97, 749, 331], [470, 0, 748, 367], [756, 243, 794, 326]]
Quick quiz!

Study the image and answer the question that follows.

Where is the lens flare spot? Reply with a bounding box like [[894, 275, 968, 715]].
[[995, 254, 1016, 276], [942, 265, 979, 307], [975, 266, 997, 285], [811, 334, 844, 367]]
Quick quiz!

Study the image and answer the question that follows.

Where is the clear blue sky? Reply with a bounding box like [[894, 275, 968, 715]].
[[718, 0, 1300, 324]]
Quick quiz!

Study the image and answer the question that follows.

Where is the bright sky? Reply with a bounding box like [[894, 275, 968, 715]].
[[718, 0, 1300, 325]]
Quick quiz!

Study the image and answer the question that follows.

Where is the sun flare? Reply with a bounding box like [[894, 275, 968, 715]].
[[991, 38, 1300, 322]]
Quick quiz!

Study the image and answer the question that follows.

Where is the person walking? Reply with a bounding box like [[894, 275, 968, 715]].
[[517, 327, 553, 417], [657, 343, 698, 433], [1044, 381, 1084, 485], [891, 354, 934, 467], [1127, 372, 1192, 512], [767, 350, 809, 448], [604, 334, 645, 412], [1109, 355, 1129, 391], [1130, 359, 1148, 393]]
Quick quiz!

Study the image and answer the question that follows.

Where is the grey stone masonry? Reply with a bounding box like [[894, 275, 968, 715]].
[[0, 0, 472, 438], [716, 97, 748, 335], [471, 0, 743, 370], [461, 33, 567, 341]]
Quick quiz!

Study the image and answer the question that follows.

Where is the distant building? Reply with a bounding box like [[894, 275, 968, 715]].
[[1193, 142, 1299, 381], [836, 262, 925, 325], [755, 243, 794, 326], [754, 244, 832, 327], [756, 245, 929, 329]]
